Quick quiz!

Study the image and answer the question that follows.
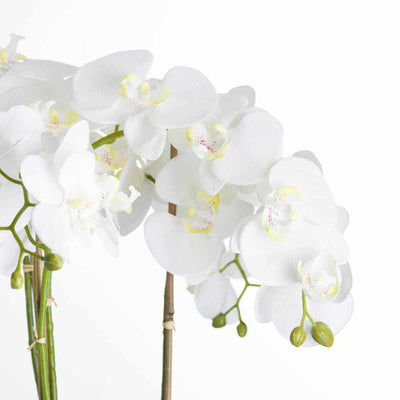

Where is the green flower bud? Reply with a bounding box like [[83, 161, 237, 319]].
[[212, 313, 226, 328], [311, 322, 334, 347], [237, 322, 247, 337], [44, 253, 63, 271], [290, 326, 307, 347], [11, 270, 24, 289]]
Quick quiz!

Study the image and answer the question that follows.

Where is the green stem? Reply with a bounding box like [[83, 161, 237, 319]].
[[301, 291, 315, 327], [31, 254, 42, 399], [144, 173, 156, 184], [25, 227, 51, 253], [38, 268, 51, 400], [24, 265, 40, 396], [0, 168, 22, 185], [220, 254, 261, 322], [46, 273, 57, 400], [92, 130, 124, 150], [219, 260, 236, 274]]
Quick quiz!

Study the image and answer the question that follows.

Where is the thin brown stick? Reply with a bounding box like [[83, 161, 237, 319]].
[[161, 145, 177, 400]]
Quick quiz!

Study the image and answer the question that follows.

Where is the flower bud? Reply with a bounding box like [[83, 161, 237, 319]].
[[311, 322, 334, 347], [44, 253, 63, 271], [290, 327, 307, 347], [212, 313, 226, 328], [237, 322, 247, 337], [11, 270, 24, 289]]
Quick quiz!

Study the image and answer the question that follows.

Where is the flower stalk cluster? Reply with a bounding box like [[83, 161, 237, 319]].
[[212, 254, 261, 336], [0, 169, 60, 399]]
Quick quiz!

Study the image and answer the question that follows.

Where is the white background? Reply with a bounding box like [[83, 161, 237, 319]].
[[0, 0, 398, 399]]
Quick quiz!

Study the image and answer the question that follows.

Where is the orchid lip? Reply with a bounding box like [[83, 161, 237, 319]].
[[186, 123, 229, 160], [297, 259, 340, 303], [262, 185, 301, 241], [119, 74, 169, 106]]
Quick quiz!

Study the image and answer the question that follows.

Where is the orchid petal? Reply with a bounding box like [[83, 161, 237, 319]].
[[150, 67, 217, 128], [198, 160, 225, 196], [0, 182, 25, 226], [325, 228, 350, 265], [201, 93, 248, 129], [213, 109, 283, 185], [117, 180, 153, 236], [269, 157, 337, 227], [229, 214, 256, 254], [228, 86, 256, 107], [0, 105, 44, 144], [240, 216, 326, 285], [334, 263, 353, 303], [21, 155, 63, 205], [124, 112, 166, 160], [144, 212, 223, 278], [58, 152, 96, 201], [255, 285, 299, 323], [0, 232, 20, 276], [52, 120, 89, 171], [11, 59, 77, 82], [210, 200, 254, 239], [72, 51, 153, 123], [0, 133, 44, 179], [336, 206, 349, 233], [292, 150, 323, 173], [194, 273, 237, 321], [155, 155, 202, 205], [167, 127, 193, 153], [31, 204, 70, 258]]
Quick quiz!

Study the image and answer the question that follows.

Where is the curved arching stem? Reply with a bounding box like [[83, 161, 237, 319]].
[[161, 145, 177, 400]]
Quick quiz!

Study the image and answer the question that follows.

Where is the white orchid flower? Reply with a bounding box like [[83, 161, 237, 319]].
[[251, 204, 353, 346], [0, 71, 78, 146], [20, 121, 131, 259], [168, 88, 283, 189], [0, 100, 80, 179], [92, 132, 172, 235], [0, 42, 76, 104], [72, 51, 217, 160], [239, 153, 352, 345], [155, 154, 254, 239], [144, 153, 255, 280]]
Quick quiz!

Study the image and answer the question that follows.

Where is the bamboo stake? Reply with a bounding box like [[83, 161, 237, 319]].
[[161, 145, 177, 400]]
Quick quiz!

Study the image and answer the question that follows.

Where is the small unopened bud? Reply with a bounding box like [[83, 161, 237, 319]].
[[290, 327, 307, 347], [311, 322, 334, 347], [212, 313, 226, 328], [44, 253, 63, 271], [237, 322, 247, 337], [11, 270, 24, 289]]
